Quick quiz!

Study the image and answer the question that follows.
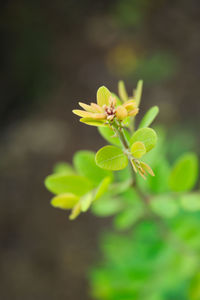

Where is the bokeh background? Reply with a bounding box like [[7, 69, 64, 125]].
[[1, 0, 200, 299]]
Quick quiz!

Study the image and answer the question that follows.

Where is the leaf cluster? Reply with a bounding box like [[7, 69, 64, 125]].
[[90, 128, 200, 300]]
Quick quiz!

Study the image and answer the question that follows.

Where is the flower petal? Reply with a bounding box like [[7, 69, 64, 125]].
[[90, 103, 104, 113], [72, 110, 94, 118], [78, 102, 95, 112], [128, 108, 139, 117], [123, 100, 137, 111], [97, 86, 111, 107], [80, 118, 106, 127]]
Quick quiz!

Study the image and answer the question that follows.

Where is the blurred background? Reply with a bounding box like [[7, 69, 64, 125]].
[[0, 0, 200, 299]]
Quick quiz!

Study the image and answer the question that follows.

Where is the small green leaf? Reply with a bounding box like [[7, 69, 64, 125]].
[[131, 141, 146, 158], [98, 126, 121, 146], [169, 153, 198, 192], [80, 192, 94, 212], [80, 177, 112, 213], [113, 190, 144, 230], [73, 151, 112, 185], [122, 115, 131, 127], [97, 86, 111, 106], [80, 118, 106, 127], [180, 193, 200, 212], [130, 128, 157, 152], [94, 177, 112, 201], [115, 166, 132, 182], [53, 162, 75, 175], [51, 193, 79, 210], [98, 126, 130, 147], [146, 158, 170, 194], [121, 188, 142, 206], [110, 179, 133, 195], [139, 106, 159, 129], [45, 174, 93, 196], [189, 272, 200, 300], [118, 80, 128, 102], [134, 79, 143, 107], [95, 145, 128, 171], [140, 161, 155, 176], [150, 195, 179, 218], [113, 207, 143, 230], [91, 196, 122, 217], [69, 203, 81, 220]]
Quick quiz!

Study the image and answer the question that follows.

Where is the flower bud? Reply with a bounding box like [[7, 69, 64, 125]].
[[128, 108, 139, 117], [123, 100, 137, 112], [116, 105, 128, 120]]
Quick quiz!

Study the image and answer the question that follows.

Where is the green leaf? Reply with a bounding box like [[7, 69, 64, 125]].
[[80, 192, 94, 212], [94, 176, 112, 201], [130, 128, 157, 152], [80, 118, 106, 127], [189, 272, 200, 300], [149, 158, 170, 193], [95, 145, 128, 171], [51, 193, 79, 210], [113, 207, 143, 230], [139, 125, 166, 165], [53, 162, 75, 175], [98, 126, 130, 147], [131, 141, 146, 158], [69, 203, 81, 220], [180, 193, 200, 212], [150, 195, 179, 218], [115, 166, 132, 182], [91, 196, 122, 217], [134, 79, 143, 107], [73, 150, 112, 185], [44, 174, 93, 196], [169, 153, 198, 192], [110, 179, 133, 195], [98, 126, 121, 146], [118, 80, 128, 102], [97, 86, 111, 107], [121, 188, 142, 206], [122, 115, 131, 127], [139, 106, 159, 129], [80, 177, 112, 212], [113, 190, 144, 230]]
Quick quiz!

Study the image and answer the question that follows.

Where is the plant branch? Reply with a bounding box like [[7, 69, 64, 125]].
[[111, 121, 196, 257], [111, 121, 129, 151]]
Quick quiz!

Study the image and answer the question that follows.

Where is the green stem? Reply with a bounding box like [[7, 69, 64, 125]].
[[112, 121, 129, 151], [112, 121, 139, 177]]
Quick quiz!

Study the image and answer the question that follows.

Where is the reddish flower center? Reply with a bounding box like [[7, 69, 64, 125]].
[[103, 105, 116, 121]]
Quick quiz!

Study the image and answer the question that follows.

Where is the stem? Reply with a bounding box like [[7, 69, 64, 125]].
[[112, 121, 129, 151]]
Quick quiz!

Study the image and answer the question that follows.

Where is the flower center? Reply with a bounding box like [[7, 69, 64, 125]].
[[103, 105, 116, 121]]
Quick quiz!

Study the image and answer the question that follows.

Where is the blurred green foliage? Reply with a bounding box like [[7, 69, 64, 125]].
[[89, 124, 200, 300]]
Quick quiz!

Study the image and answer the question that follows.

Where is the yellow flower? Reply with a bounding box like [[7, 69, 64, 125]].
[[73, 85, 139, 126], [73, 86, 114, 126]]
